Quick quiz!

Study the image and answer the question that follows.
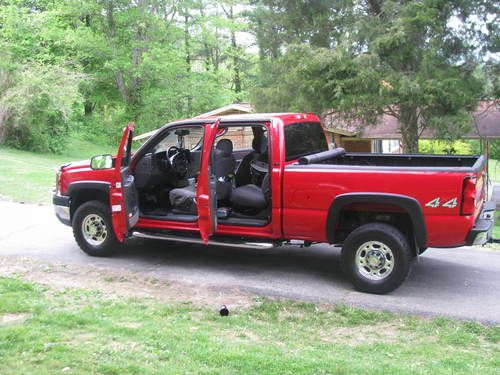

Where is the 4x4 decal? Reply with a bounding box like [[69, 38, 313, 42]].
[[425, 197, 458, 208]]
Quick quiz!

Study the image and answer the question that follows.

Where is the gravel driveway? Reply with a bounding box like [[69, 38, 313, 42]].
[[0, 200, 499, 324]]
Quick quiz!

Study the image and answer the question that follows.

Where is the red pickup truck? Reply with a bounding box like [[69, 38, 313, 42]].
[[53, 113, 495, 294]]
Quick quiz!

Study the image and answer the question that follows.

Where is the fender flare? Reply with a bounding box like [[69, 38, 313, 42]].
[[326, 193, 427, 249], [67, 181, 111, 216], [67, 181, 111, 196]]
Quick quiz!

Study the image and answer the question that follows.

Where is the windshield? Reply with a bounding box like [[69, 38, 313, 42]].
[[284, 122, 328, 161], [153, 126, 204, 153]]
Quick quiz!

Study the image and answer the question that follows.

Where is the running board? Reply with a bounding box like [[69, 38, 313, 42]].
[[132, 231, 276, 250]]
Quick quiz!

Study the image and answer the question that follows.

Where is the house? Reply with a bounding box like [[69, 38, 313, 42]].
[[134, 100, 499, 157], [133, 103, 254, 141], [322, 101, 500, 154]]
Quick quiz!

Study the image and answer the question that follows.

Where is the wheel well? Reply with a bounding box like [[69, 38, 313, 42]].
[[327, 193, 427, 254], [330, 204, 421, 256], [70, 189, 109, 221]]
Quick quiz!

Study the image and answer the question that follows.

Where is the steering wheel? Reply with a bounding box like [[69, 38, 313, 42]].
[[167, 146, 191, 177]]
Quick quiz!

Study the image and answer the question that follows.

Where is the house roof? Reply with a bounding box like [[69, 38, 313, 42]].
[[194, 103, 253, 118], [134, 103, 254, 141], [323, 101, 500, 140]]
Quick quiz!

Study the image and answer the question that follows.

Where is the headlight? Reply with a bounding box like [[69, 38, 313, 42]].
[[54, 168, 62, 194]]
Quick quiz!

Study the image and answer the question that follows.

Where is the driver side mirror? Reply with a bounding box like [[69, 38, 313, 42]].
[[90, 154, 113, 170]]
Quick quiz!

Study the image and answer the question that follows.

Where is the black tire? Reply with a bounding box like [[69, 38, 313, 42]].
[[340, 223, 412, 294], [72, 201, 120, 257]]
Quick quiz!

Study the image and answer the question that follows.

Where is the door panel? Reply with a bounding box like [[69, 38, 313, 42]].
[[134, 153, 152, 189], [111, 122, 136, 241], [197, 120, 220, 243], [122, 166, 139, 228]]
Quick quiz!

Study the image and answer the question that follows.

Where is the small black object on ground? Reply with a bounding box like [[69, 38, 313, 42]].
[[219, 305, 229, 317]]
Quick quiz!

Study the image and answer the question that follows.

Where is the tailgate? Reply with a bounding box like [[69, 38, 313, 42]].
[[461, 157, 487, 219]]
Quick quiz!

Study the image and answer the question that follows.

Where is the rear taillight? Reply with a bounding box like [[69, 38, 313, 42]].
[[460, 177, 476, 215]]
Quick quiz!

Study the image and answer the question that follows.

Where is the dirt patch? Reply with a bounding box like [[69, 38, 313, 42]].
[[0, 312, 30, 325], [0, 256, 254, 310]]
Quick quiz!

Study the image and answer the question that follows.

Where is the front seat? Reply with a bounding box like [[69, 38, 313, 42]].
[[169, 184, 197, 214], [213, 139, 236, 201], [235, 134, 268, 187], [169, 139, 236, 213], [231, 173, 271, 210]]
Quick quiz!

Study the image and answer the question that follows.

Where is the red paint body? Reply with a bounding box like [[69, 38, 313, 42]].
[[57, 113, 487, 248]]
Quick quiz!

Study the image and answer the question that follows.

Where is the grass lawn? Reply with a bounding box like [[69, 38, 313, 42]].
[[0, 138, 113, 204], [493, 211, 500, 239], [0, 277, 498, 375], [489, 159, 500, 183], [489, 161, 500, 241]]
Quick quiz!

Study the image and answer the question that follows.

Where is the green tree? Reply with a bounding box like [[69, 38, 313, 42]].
[[0, 0, 256, 150], [251, 0, 497, 152], [0, 63, 83, 152]]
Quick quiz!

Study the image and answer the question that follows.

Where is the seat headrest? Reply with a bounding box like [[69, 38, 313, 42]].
[[252, 135, 268, 155], [216, 139, 233, 157]]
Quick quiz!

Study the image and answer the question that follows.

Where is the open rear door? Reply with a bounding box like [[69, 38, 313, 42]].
[[197, 119, 220, 244], [110, 122, 139, 242]]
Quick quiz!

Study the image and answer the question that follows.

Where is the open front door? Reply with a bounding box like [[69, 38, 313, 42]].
[[111, 122, 139, 242], [197, 119, 220, 244]]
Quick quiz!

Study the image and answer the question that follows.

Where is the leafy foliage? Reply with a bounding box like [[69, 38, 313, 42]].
[[1, 63, 83, 153], [0, 0, 497, 154], [0, 0, 255, 151], [250, 0, 498, 152], [418, 140, 477, 155]]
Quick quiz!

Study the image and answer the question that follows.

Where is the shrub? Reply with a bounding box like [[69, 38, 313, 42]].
[[1, 64, 83, 153], [419, 140, 477, 155], [490, 140, 500, 160]]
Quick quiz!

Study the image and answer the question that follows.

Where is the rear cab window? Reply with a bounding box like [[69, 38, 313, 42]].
[[284, 122, 328, 161]]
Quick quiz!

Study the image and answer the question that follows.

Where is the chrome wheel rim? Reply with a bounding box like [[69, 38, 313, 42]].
[[355, 241, 394, 281], [81, 214, 108, 246]]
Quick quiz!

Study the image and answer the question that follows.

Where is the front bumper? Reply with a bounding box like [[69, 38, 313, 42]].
[[465, 201, 495, 246], [53, 194, 71, 226]]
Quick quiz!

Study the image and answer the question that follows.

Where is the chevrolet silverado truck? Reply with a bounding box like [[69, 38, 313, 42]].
[[53, 113, 495, 294]]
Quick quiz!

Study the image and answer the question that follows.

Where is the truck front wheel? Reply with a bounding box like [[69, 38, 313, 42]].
[[72, 201, 119, 257], [340, 223, 411, 294]]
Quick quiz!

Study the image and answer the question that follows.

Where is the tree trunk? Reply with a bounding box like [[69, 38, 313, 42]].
[[106, 0, 130, 104], [115, 71, 130, 104], [231, 27, 242, 95], [228, 5, 242, 96], [399, 105, 419, 153], [84, 101, 94, 116], [0, 106, 8, 143], [184, 14, 192, 113], [130, 0, 147, 107]]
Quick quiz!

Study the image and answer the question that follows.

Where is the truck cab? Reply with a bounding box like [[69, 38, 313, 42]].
[[53, 113, 495, 294], [54, 114, 306, 246]]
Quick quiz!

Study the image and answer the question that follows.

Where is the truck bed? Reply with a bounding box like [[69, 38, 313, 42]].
[[297, 149, 484, 171]]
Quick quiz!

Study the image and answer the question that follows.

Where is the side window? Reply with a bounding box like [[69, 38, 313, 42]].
[[284, 122, 328, 161], [217, 126, 267, 151], [153, 126, 204, 153]]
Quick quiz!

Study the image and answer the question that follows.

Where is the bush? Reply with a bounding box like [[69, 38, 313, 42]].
[[419, 140, 478, 155], [73, 110, 128, 147], [1, 64, 83, 153], [490, 139, 500, 160]]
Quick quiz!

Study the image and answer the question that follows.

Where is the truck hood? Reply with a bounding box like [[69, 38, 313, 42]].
[[61, 159, 91, 172]]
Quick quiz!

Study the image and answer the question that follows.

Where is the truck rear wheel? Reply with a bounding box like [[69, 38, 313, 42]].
[[72, 201, 120, 257], [340, 223, 411, 294]]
